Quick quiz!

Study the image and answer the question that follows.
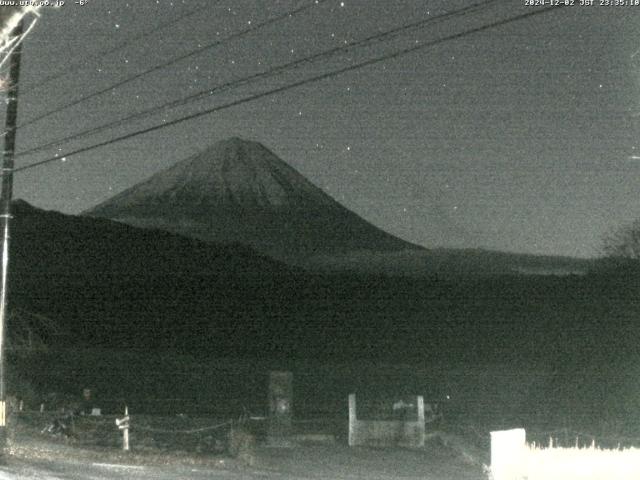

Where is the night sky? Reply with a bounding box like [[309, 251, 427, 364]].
[[4, 0, 640, 258]]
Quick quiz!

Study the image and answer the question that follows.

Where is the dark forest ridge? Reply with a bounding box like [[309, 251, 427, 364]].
[[6, 196, 638, 406]]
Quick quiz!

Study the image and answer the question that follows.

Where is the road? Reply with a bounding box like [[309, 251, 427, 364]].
[[0, 457, 291, 480], [0, 438, 487, 479]]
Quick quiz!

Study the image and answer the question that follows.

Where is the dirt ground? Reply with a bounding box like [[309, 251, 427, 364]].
[[0, 412, 489, 479], [250, 441, 487, 479], [1, 440, 488, 480]]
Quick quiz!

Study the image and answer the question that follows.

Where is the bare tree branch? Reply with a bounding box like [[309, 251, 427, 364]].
[[602, 219, 640, 260]]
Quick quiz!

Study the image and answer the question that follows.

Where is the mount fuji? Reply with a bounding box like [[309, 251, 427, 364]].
[[85, 137, 423, 267]]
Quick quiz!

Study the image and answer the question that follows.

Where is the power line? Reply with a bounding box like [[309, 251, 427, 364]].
[[15, 0, 327, 131], [17, 0, 501, 159], [14, 4, 564, 175], [21, 2, 212, 95]]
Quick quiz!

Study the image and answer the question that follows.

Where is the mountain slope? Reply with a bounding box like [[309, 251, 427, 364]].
[[9, 200, 298, 353], [83, 137, 593, 276], [84, 137, 423, 263]]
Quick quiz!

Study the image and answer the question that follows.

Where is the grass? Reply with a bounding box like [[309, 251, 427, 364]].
[[490, 433, 640, 480], [521, 443, 640, 480]]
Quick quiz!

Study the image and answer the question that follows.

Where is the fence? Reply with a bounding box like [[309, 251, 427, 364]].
[[15, 408, 235, 455]]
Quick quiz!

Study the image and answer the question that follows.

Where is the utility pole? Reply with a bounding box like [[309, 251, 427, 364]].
[[0, 19, 24, 448]]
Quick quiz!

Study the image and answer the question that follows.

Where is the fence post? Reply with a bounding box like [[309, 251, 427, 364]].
[[115, 406, 130, 452], [123, 406, 129, 451], [348, 394, 357, 446], [490, 428, 526, 480], [416, 395, 425, 447]]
